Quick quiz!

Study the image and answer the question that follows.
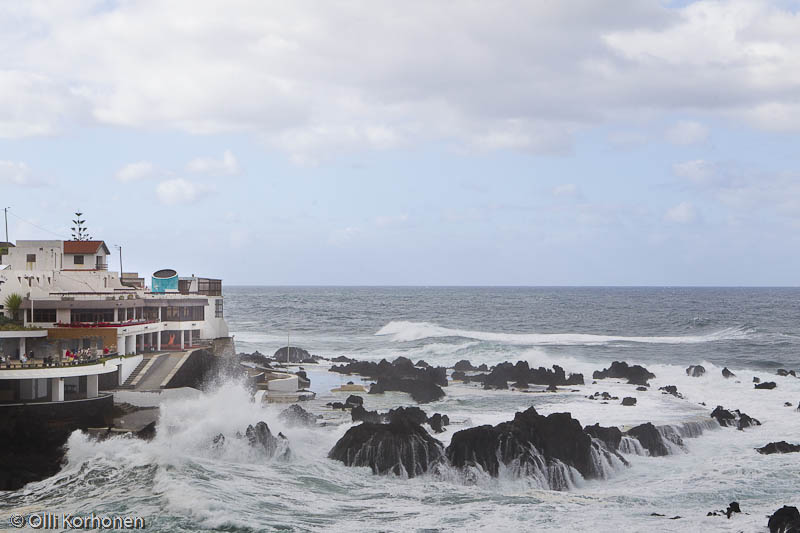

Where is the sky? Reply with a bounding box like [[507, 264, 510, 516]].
[[2, 0, 800, 285]]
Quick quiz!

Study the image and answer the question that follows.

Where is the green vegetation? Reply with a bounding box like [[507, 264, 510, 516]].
[[3, 293, 22, 321]]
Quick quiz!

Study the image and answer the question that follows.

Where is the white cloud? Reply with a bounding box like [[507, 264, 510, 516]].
[[552, 183, 579, 197], [665, 201, 698, 223], [115, 161, 154, 182], [187, 150, 240, 175], [155, 178, 213, 205], [673, 159, 715, 184], [0, 160, 35, 186], [664, 120, 709, 145], [4, 1, 800, 158]]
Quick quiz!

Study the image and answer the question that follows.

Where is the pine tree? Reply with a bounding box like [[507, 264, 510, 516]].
[[71, 211, 92, 241]]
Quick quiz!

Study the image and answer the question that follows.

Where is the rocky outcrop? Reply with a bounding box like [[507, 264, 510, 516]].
[[707, 502, 741, 518], [722, 367, 735, 378], [686, 365, 706, 377], [333, 357, 448, 403], [331, 356, 356, 363], [445, 407, 620, 489], [328, 415, 444, 477], [369, 377, 445, 403], [659, 385, 684, 399], [768, 506, 800, 533], [755, 381, 777, 390], [245, 421, 290, 459], [351, 405, 383, 424], [625, 423, 673, 457], [777, 369, 797, 377], [756, 441, 800, 455], [710, 406, 761, 430], [592, 361, 655, 386], [587, 391, 618, 401], [345, 395, 364, 408], [279, 404, 319, 427], [453, 360, 476, 371], [274, 346, 312, 363], [584, 424, 623, 451], [468, 361, 584, 390], [621, 397, 637, 406], [428, 413, 450, 433]]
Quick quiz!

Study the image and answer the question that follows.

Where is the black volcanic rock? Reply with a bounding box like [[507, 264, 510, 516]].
[[636, 386, 648, 391], [621, 397, 637, 406], [479, 361, 583, 390], [722, 367, 736, 378], [755, 381, 777, 390], [333, 357, 447, 403], [777, 369, 797, 377], [686, 365, 706, 377], [387, 406, 428, 425], [453, 359, 476, 371], [754, 377, 761, 383], [756, 441, 800, 455], [369, 377, 446, 403], [593, 361, 655, 386], [710, 406, 761, 430], [659, 385, 684, 399], [344, 395, 364, 408], [351, 405, 384, 424], [446, 407, 618, 488], [626, 422, 672, 456], [584, 423, 623, 451], [274, 346, 312, 363], [477, 364, 489, 372], [451, 370, 467, 381], [415, 360, 431, 368], [328, 417, 444, 477], [483, 372, 509, 390], [428, 413, 449, 433], [587, 391, 618, 401], [768, 506, 800, 533], [245, 422, 289, 458], [331, 356, 356, 363], [279, 404, 319, 427]]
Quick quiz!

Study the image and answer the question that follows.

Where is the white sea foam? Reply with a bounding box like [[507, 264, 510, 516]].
[[375, 320, 753, 345]]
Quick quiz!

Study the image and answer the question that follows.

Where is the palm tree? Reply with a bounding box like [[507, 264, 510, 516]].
[[3, 293, 22, 322]]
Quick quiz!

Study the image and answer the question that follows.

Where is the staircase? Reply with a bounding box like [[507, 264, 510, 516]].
[[119, 358, 149, 389]]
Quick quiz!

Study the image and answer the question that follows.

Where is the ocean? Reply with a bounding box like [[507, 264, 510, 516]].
[[3, 286, 800, 531]]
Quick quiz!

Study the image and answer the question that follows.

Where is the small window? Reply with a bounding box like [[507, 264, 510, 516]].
[[215, 299, 224, 318], [73, 255, 84, 265], [26, 254, 36, 262]]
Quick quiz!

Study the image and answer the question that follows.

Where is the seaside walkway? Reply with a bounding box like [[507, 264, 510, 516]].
[[129, 352, 187, 391]]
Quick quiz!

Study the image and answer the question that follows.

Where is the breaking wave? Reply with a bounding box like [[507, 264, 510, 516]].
[[375, 321, 753, 346]]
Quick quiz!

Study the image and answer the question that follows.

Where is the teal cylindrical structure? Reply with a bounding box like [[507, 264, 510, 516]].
[[152, 269, 178, 292]]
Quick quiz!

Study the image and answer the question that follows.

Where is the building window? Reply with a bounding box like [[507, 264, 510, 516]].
[[73, 255, 84, 265], [28, 309, 57, 322], [70, 309, 115, 323], [215, 299, 224, 318], [26, 254, 36, 263]]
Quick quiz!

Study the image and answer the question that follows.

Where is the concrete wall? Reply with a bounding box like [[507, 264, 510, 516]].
[[0, 394, 114, 490], [164, 349, 218, 390], [118, 354, 143, 383]]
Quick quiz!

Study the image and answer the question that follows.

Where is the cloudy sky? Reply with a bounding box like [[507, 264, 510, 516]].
[[2, 0, 800, 285]]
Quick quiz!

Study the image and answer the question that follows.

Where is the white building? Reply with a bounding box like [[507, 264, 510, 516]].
[[0, 239, 230, 405]]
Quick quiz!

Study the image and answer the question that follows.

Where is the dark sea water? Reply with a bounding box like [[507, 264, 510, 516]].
[[227, 286, 800, 370], [2, 287, 800, 532]]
